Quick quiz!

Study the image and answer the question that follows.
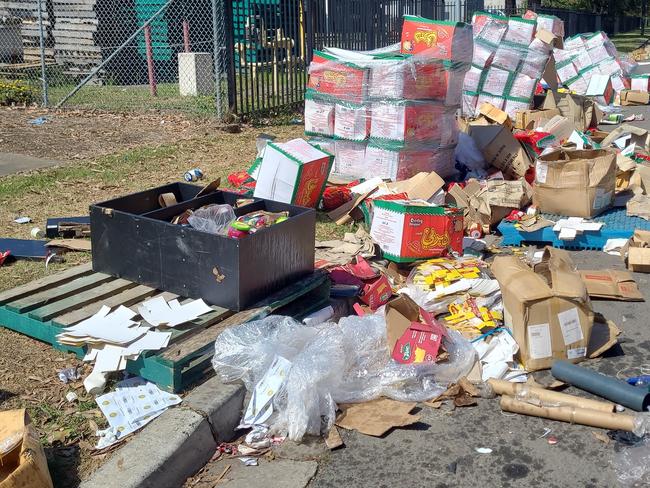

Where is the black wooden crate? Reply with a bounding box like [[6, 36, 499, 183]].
[[90, 184, 316, 311]]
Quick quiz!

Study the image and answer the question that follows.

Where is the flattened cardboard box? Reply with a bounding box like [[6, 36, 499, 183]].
[[533, 148, 616, 218], [492, 247, 594, 371], [579, 269, 644, 301]]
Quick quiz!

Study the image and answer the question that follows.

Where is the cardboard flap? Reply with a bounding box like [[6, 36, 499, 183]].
[[540, 247, 587, 300], [600, 124, 649, 149], [491, 256, 552, 302], [385, 294, 421, 350], [387, 172, 444, 201]]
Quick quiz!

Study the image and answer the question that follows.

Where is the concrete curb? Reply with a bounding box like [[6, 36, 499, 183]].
[[80, 377, 245, 488]]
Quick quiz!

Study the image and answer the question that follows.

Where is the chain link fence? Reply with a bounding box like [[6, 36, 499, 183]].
[[0, 0, 644, 118]]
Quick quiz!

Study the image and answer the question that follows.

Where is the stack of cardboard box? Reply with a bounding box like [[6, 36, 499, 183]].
[[305, 16, 472, 181], [462, 11, 561, 119]]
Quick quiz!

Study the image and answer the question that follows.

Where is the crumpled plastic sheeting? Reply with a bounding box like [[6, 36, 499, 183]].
[[614, 435, 650, 487], [212, 314, 476, 441]]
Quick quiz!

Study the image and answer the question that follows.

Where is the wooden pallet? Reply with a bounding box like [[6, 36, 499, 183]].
[[0, 264, 330, 392]]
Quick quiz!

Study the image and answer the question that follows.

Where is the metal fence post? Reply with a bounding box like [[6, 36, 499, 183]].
[[36, 0, 48, 107]]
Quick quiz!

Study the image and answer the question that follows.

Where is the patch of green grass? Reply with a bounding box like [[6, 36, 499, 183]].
[[0, 144, 181, 200], [611, 29, 650, 53]]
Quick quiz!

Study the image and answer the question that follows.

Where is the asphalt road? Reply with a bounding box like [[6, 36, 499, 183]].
[[310, 252, 649, 488], [308, 105, 650, 488]]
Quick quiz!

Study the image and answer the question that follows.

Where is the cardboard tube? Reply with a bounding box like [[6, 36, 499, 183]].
[[500, 395, 637, 432], [488, 379, 615, 413]]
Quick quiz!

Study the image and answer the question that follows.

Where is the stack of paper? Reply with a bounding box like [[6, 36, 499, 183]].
[[95, 376, 182, 448], [138, 296, 213, 327], [57, 297, 212, 376], [474, 330, 527, 382], [553, 217, 604, 241]]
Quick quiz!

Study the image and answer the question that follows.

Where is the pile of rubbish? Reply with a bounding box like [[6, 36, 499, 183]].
[[213, 12, 650, 486]]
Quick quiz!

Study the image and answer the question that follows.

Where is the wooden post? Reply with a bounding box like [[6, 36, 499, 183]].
[[144, 25, 158, 97], [183, 20, 191, 52]]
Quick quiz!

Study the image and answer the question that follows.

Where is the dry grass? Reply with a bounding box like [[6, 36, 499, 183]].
[[0, 108, 347, 486]]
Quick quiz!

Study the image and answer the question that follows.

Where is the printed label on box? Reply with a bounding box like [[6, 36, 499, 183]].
[[528, 323, 552, 359], [557, 307, 584, 345], [567, 347, 587, 359], [369, 206, 406, 258]]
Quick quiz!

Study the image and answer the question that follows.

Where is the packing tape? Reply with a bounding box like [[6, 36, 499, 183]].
[[158, 193, 178, 208]]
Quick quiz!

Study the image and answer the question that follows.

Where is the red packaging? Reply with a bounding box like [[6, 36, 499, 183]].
[[307, 51, 367, 103], [400, 15, 472, 63]]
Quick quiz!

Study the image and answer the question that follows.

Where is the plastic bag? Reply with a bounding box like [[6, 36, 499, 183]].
[[187, 204, 235, 235], [614, 435, 650, 487], [212, 313, 476, 441]]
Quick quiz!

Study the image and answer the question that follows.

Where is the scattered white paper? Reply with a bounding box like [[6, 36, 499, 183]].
[[138, 296, 212, 327], [95, 377, 181, 448], [13, 216, 31, 224], [558, 308, 584, 345], [527, 323, 552, 360], [603, 238, 629, 255]]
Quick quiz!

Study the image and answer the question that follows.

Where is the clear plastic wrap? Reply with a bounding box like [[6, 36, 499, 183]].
[[212, 313, 476, 441], [187, 204, 235, 235], [614, 434, 650, 487], [305, 16, 473, 182], [461, 13, 558, 119], [554, 31, 638, 97]]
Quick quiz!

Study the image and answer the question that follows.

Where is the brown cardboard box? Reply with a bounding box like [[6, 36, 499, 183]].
[[492, 247, 594, 371], [0, 409, 53, 488], [624, 230, 650, 273], [542, 92, 603, 131], [620, 90, 650, 106], [478, 102, 512, 130], [579, 269, 644, 301], [533, 148, 617, 218], [514, 108, 561, 130], [468, 122, 532, 179]]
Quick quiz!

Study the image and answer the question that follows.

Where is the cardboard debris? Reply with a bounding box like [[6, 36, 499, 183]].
[[478, 102, 512, 130], [514, 108, 561, 130], [533, 148, 616, 218], [467, 122, 532, 179], [470, 179, 532, 227], [492, 247, 594, 371], [336, 398, 421, 437], [600, 125, 650, 149], [386, 171, 445, 202], [619, 90, 650, 106], [624, 230, 650, 273], [542, 92, 602, 131], [45, 239, 92, 251], [0, 409, 53, 488], [626, 193, 650, 221], [325, 426, 344, 450], [587, 314, 621, 359], [315, 228, 375, 266], [579, 270, 644, 301]]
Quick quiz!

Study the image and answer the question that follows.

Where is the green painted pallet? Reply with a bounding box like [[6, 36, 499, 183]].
[[0, 263, 330, 392]]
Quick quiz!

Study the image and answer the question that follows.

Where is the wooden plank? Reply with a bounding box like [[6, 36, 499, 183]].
[[160, 306, 269, 362], [7, 273, 114, 314], [28, 279, 136, 322], [0, 307, 84, 356], [0, 263, 92, 305], [54, 284, 158, 326]]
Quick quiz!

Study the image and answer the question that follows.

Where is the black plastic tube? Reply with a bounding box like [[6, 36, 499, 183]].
[[551, 360, 650, 412]]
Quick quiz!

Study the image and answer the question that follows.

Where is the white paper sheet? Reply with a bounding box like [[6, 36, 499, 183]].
[[558, 308, 584, 345], [138, 297, 212, 327]]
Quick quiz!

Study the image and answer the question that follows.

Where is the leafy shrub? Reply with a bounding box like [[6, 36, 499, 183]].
[[0, 80, 37, 106]]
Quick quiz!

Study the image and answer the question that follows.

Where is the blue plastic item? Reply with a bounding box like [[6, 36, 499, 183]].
[[498, 207, 650, 250]]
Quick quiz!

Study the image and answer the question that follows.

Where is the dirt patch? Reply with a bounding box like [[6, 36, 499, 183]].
[[0, 109, 313, 487], [0, 107, 220, 162]]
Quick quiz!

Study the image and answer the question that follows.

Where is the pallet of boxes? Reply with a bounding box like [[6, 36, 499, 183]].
[[304, 16, 473, 263]]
